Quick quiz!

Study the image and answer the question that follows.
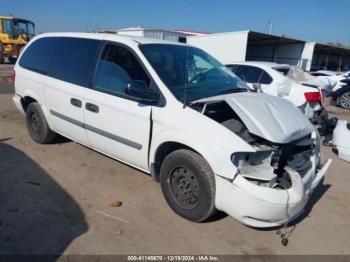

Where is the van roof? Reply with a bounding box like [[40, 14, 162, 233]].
[[34, 32, 188, 46]]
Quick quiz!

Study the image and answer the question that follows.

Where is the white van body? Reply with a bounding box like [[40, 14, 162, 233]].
[[13, 33, 331, 228]]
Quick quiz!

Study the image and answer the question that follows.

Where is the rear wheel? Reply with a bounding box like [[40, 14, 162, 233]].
[[26, 102, 56, 144], [337, 91, 350, 109], [160, 149, 216, 222]]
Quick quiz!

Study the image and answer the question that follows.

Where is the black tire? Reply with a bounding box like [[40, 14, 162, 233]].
[[337, 91, 350, 109], [26, 102, 56, 144], [160, 149, 216, 222]]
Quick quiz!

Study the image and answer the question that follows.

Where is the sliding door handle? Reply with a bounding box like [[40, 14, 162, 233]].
[[85, 102, 99, 113], [70, 98, 82, 108]]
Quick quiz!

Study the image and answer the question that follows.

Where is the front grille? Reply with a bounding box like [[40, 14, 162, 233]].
[[272, 135, 314, 178]]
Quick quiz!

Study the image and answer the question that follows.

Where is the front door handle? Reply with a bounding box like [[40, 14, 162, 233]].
[[85, 102, 99, 113], [70, 98, 82, 108]]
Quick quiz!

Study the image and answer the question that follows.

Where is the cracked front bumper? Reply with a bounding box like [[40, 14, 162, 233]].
[[214, 159, 332, 228]]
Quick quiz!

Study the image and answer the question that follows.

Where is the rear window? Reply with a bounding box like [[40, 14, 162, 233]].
[[48, 37, 102, 87], [19, 37, 58, 74]]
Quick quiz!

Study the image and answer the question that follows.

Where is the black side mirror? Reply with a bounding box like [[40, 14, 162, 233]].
[[125, 80, 160, 103]]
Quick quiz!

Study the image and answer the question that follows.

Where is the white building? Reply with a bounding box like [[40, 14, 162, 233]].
[[96, 27, 188, 43], [97, 27, 350, 71], [186, 30, 350, 71]]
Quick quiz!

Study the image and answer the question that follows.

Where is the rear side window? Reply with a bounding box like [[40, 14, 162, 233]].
[[48, 37, 102, 87], [235, 65, 263, 83], [19, 37, 57, 74], [259, 71, 273, 84], [226, 64, 239, 73], [234, 65, 272, 84]]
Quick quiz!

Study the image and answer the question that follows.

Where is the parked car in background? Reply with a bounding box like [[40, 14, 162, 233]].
[[329, 78, 350, 109], [309, 70, 350, 109], [310, 70, 340, 77], [13, 33, 331, 228], [311, 69, 350, 88], [272, 64, 334, 95], [226, 61, 327, 126]]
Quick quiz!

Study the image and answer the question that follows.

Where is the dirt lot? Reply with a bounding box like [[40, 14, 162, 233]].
[[1, 64, 350, 255]]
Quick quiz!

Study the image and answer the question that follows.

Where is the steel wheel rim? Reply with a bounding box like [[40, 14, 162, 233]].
[[169, 167, 200, 209], [340, 92, 350, 109], [30, 112, 41, 135]]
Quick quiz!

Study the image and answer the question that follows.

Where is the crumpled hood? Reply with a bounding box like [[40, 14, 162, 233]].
[[196, 92, 315, 144]]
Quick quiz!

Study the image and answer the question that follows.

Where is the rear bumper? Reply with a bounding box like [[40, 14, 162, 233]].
[[12, 94, 25, 115], [215, 159, 332, 228]]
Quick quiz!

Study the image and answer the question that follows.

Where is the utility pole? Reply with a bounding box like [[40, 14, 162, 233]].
[[268, 19, 273, 35]]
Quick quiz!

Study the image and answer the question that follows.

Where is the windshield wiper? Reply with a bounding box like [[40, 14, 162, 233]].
[[218, 88, 248, 95]]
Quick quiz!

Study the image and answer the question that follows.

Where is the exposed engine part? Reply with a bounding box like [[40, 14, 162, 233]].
[[231, 133, 315, 190], [221, 118, 254, 144], [193, 99, 315, 190]]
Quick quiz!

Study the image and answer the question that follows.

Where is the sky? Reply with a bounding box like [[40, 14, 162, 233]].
[[3, 0, 350, 46]]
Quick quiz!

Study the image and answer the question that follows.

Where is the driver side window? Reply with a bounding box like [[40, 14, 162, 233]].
[[94, 44, 150, 96]]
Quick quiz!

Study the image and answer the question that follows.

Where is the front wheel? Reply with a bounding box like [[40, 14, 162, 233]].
[[160, 149, 216, 222], [337, 91, 350, 109]]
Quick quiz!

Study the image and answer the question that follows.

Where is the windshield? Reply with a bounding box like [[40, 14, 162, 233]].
[[13, 19, 35, 36], [140, 44, 248, 102], [274, 66, 314, 82]]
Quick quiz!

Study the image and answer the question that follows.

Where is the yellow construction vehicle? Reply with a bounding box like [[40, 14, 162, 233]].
[[0, 16, 35, 63]]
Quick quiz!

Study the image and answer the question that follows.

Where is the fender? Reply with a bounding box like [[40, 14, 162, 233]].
[[150, 122, 254, 180]]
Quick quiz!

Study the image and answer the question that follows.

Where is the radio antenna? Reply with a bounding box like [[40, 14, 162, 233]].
[[183, 46, 189, 108]]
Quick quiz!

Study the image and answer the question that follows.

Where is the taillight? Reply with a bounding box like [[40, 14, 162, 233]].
[[304, 91, 321, 102], [11, 70, 15, 86]]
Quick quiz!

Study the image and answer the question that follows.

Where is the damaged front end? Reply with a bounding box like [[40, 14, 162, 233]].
[[192, 93, 332, 227]]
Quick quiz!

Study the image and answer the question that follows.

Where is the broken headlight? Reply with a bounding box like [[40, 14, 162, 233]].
[[231, 150, 278, 188]]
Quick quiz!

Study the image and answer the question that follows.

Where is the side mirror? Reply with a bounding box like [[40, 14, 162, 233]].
[[125, 80, 160, 103], [252, 83, 263, 92]]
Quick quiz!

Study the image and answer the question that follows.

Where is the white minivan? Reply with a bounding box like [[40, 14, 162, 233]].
[[13, 33, 331, 228]]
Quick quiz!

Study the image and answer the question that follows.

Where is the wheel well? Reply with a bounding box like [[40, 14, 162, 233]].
[[21, 96, 37, 112], [153, 142, 199, 182]]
